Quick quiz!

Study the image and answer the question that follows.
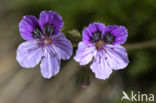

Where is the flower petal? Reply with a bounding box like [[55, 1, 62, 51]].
[[52, 33, 73, 60], [104, 25, 128, 45], [39, 11, 63, 34], [104, 44, 129, 70], [16, 40, 43, 68], [88, 22, 106, 34], [90, 50, 112, 80], [74, 42, 96, 65], [40, 47, 61, 79], [19, 16, 40, 40], [82, 22, 105, 43]]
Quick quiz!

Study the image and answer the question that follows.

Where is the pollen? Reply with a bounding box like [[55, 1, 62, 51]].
[[43, 37, 52, 45], [96, 40, 106, 49]]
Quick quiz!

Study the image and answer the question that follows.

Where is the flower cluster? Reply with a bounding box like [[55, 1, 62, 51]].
[[17, 11, 129, 80]]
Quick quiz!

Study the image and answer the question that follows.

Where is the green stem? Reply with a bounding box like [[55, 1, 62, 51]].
[[124, 40, 156, 50]]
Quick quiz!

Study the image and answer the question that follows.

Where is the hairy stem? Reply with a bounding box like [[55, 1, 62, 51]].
[[124, 40, 156, 50]]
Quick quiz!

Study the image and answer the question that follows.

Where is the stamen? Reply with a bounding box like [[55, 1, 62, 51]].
[[33, 27, 42, 39], [96, 40, 105, 48], [101, 32, 115, 44], [90, 32, 101, 43], [43, 24, 54, 36]]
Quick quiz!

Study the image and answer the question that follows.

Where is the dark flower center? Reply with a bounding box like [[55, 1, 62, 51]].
[[90, 32, 101, 43], [43, 24, 54, 36], [90, 32, 115, 44], [101, 32, 115, 44], [32, 27, 42, 39], [33, 25, 55, 46]]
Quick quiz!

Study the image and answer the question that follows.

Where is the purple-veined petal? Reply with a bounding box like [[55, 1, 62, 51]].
[[88, 22, 106, 34], [82, 22, 105, 43], [82, 27, 92, 43], [40, 46, 61, 79], [16, 40, 43, 68], [74, 41, 97, 65], [39, 11, 63, 34], [19, 16, 41, 40], [103, 25, 128, 45], [104, 44, 129, 70], [90, 50, 112, 80], [52, 33, 73, 60]]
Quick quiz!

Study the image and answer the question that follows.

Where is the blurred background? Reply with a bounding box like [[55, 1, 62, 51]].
[[0, 0, 156, 103]]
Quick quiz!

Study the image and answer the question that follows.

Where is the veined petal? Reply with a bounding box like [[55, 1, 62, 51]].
[[39, 11, 63, 34], [52, 33, 73, 60], [103, 25, 128, 45], [104, 44, 129, 70], [19, 16, 41, 40], [16, 40, 43, 68], [40, 47, 61, 79], [74, 42, 96, 65], [88, 22, 106, 34], [90, 50, 112, 80]]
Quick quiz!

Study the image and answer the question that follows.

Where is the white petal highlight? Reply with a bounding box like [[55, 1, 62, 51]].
[[40, 47, 61, 79], [16, 40, 43, 68], [105, 44, 129, 70], [74, 42, 96, 65], [90, 50, 112, 80]]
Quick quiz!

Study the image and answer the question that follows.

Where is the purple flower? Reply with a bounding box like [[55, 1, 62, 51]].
[[74, 22, 129, 80], [16, 11, 73, 79]]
